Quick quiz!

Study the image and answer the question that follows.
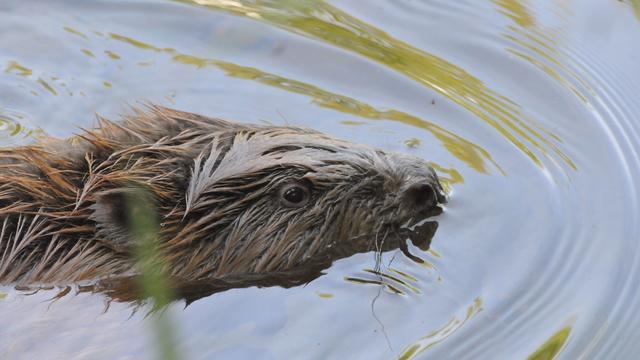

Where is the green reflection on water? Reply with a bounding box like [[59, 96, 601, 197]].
[[428, 248, 442, 258], [36, 78, 58, 96], [494, 0, 535, 27], [526, 326, 571, 360], [3, 21, 498, 174], [388, 268, 418, 283], [404, 138, 421, 148], [0, 108, 43, 140], [363, 268, 421, 294], [494, 0, 592, 107], [398, 297, 484, 359], [4, 61, 32, 77], [316, 291, 334, 298], [63, 26, 89, 40], [630, 0, 640, 21], [81, 49, 95, 58], [105, 50, 122, 60], [345, 264, 432, 295], [430, 163, 464, 193], [95, 30, 497, 174], [339, 120, 366, 126], [174, 53, 499, 173], [109, 33, 175, 53], [179, 0, 575, 171]]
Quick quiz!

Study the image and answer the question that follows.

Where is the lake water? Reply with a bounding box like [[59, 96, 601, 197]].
[[1, 0, 640, 359]]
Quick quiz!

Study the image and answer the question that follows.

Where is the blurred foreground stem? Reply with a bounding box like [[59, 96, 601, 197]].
[[126, 188, 179, 360]]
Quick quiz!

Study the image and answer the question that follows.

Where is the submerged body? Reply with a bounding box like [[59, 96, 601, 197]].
[[0, 106, 445, 288]]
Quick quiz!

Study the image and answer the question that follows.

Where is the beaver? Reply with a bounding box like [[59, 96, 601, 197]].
[[0, 106, 445, 296]]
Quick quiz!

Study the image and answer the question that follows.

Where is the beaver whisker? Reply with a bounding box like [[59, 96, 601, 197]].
[[373, 226, 388, 274]]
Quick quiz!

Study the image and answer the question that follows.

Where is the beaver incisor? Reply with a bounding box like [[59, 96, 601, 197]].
[[0, 106, 445, 287]]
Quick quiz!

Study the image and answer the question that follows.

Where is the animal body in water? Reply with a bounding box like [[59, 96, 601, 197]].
[[0, 106, 445, 299]]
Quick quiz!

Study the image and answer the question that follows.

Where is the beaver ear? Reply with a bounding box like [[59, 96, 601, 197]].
[[90, 189, 135, 252]]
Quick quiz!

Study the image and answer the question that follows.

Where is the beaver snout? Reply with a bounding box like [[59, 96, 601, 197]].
[[401, 178, 446, 214], [404, 183, 438, 210], [395, 179, 445, 259]]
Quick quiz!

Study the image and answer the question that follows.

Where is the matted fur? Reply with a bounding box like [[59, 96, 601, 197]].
[[0, 106, 444, 286]]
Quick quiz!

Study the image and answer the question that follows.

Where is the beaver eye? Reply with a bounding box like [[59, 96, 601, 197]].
[[280, 183, 310, 207]]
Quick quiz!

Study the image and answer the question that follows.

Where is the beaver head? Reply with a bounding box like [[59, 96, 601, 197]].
[[0, 107, 445, 290]]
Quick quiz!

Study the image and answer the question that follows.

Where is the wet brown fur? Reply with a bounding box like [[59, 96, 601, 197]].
[[0, 106, 444, 287]]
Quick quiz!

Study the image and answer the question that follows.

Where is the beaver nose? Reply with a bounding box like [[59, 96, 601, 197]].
[[402, 182, 444, 212]]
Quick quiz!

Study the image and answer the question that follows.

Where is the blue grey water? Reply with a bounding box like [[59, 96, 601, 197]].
[[1, 0, 639, 359]]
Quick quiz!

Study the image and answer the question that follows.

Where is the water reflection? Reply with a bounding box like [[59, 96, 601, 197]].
[[6, 221, 441, 304], [106, 30, 499, 174], [5, 61, 32, 77], [626, 0, 640, 21], [494, 0, 535, 27], [0, 107, 41, 142], [4, 60, 76, 98], [398, 298, 483, 359], [493, 0, 593, 104], [3, 23, 498, 173], [172, 54, 499, 173], [63, 26, 89, 40], [181, 0, 575, 171], [526, 325, 572, 360], [345, 267, 425, 296]]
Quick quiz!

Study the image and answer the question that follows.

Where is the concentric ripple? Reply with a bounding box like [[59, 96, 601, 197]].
[[0, 0, 639, 359]]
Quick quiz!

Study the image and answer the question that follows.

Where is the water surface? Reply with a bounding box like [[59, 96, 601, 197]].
[[1, 0, 639, 359]]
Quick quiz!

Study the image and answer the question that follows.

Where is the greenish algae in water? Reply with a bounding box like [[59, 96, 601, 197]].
[[526, 326, 572, 360]]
